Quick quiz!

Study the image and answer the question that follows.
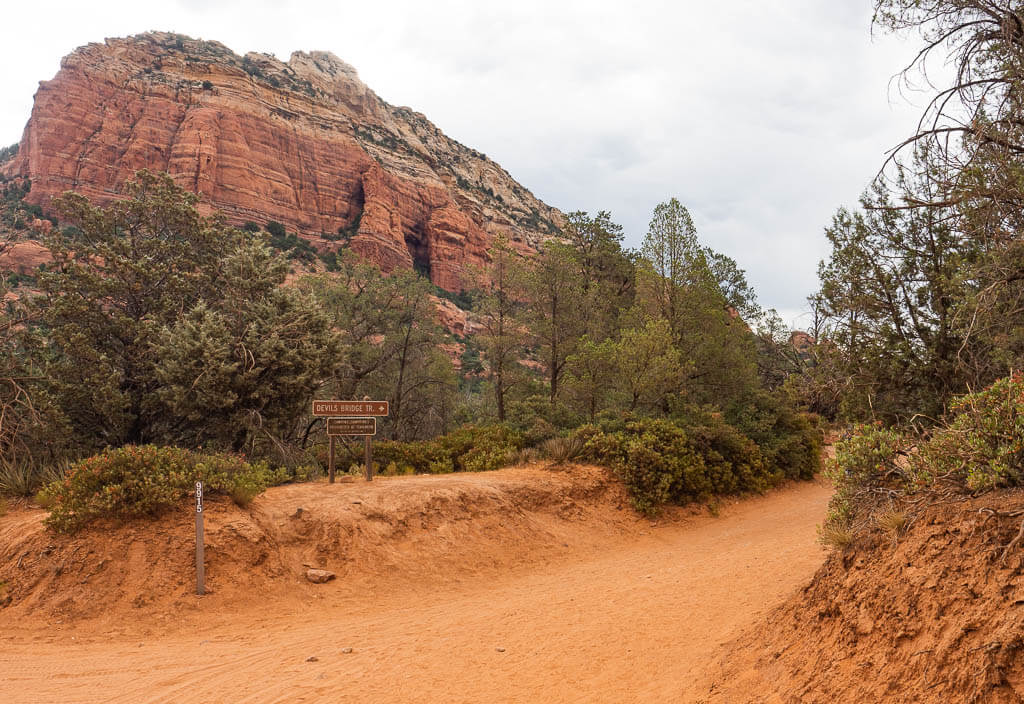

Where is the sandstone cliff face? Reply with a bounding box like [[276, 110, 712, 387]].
[[2, 32, 562, 291]]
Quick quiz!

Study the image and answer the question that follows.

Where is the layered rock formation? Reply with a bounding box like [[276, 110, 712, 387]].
[[1, 32, 562, 291]]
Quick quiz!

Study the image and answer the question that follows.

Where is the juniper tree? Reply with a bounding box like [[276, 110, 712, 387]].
[[29, 170, 334, 450]]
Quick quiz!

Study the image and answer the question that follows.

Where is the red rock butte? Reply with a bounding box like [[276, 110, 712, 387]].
[[1, 32, 563, 291]]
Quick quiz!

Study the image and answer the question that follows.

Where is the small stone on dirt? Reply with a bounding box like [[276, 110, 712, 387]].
[[305, 568, 336, 584], [496, 647, 506, 652], [291, 507, 305, 519], [306, 656, 318, 662], [341, 647, 353, 654], [352, 500, 362, 505]]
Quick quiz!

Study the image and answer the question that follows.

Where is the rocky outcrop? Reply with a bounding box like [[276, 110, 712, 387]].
[[2, 32, 562, 291], [0, 241, 50, 275]]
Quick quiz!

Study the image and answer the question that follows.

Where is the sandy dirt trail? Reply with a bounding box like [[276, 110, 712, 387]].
[[1, 478, 832, 704]]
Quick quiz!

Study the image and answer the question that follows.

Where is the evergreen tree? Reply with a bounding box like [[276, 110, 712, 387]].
[[29, 170, 334, 449], [473, 236, 527, 422]]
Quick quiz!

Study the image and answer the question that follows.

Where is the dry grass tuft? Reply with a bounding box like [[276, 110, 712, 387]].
[[512, 448, 540, 466], [0, 462, 67, 499], [819, 522, 854, 550], [875, 507, 909, 537]]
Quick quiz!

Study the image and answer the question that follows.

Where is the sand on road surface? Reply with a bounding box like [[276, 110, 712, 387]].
[[1, 473, 832, 703]]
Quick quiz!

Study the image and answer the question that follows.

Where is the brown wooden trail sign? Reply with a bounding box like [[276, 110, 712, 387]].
[[313, 400, 389, 417], [317, 400, 387, 484]]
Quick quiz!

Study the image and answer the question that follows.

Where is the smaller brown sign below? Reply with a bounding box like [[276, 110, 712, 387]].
[[327, 417, 377, 436]]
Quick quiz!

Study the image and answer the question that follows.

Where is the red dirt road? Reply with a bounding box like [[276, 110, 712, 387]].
[[1, 475, 832, 703]]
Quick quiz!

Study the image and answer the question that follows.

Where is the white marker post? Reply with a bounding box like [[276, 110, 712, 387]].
[[195, 481, 205, 596]]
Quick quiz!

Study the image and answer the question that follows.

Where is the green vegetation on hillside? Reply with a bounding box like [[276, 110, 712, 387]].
[[0, 143, 17, 165], [0, 166, 819, 529]]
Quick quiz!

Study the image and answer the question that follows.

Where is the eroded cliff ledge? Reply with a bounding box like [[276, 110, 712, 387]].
[[1, 32, 562, 291]]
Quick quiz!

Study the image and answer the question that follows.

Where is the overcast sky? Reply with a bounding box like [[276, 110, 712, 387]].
[[0, 0, 926, 328]]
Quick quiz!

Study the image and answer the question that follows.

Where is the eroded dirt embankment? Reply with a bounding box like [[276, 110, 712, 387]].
[[698, 489, 1024, 704], [0, 464, 632, 623], [0, 466, 833, 704]]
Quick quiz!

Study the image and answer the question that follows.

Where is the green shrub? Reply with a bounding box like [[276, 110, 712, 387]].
[[39, 445, 289, 533], [265, 220, 286, 238], [575, 417, 786, 515], [687, 415, 774, 494], [506, 395, 583, 433], [372, 438, 447, 475], [726, 392, 823, 481], [822, 424, 910, 536], [319, 250, 340, 271], [370, 424, 521, 475], [822, 373, 1024, 546], [443, 424, 521, 472], [916, 373, 1024, 491]]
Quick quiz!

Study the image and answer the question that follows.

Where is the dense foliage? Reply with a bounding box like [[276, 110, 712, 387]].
[[823, 373, 1024, 542], [370, 424, 523, 475], [801, 2, 1024, 554], [575, 409, 819, 515], [39, 445, 293, 533], [23, 171, 336, 452]]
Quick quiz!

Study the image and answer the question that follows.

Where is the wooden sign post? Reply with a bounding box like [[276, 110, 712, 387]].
[[328, 435, 336, 484], [195, 480, 205, 596], [365, 435, 373, 482], [314, 401, 388, 483]]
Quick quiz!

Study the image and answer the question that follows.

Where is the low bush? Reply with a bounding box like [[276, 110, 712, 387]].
[[577, 413, 815, 517], [506, 395, 583, 434], [726, 392, 823, 481], [821, 423, 910, 535], [39, 445, 289, 533], [821, 372, 1024, 546], [574, 416, 792, 515], [916, 373, 1024, 491], [511, 447, 540, 465], [371, 424, 521, 475]]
